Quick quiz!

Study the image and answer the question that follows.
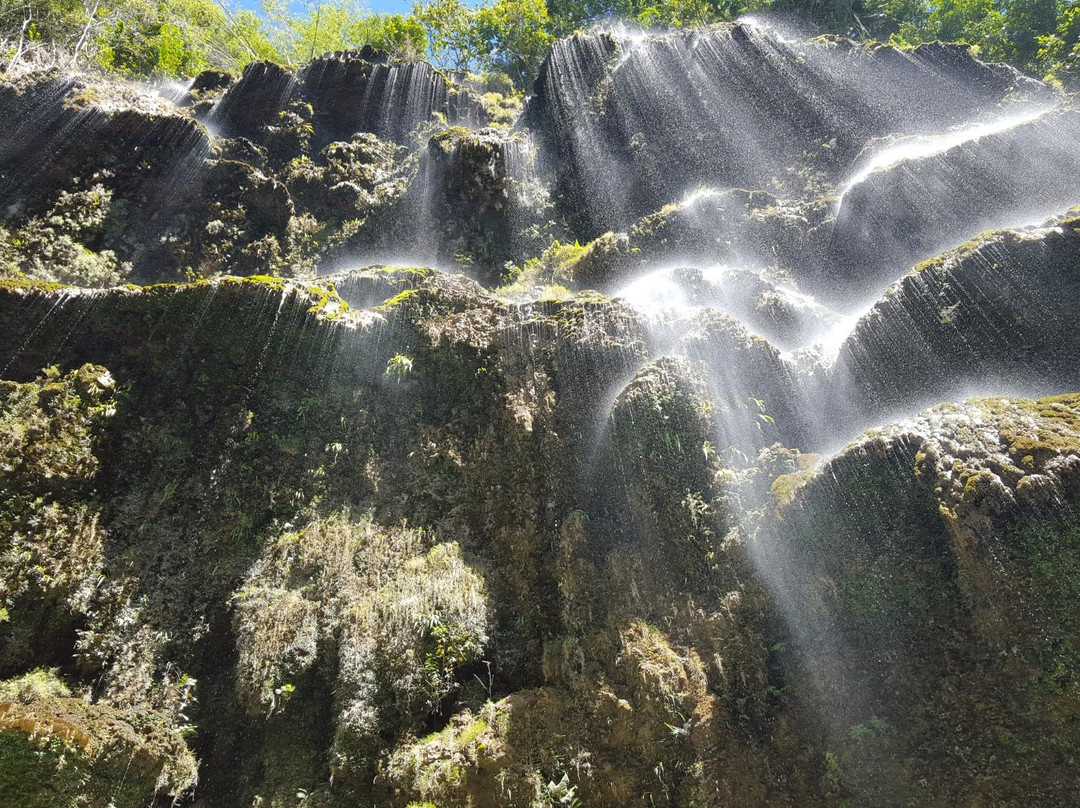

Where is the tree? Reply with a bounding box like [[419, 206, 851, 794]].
[[4, 0, 1078, 90], [412, 0, 477, 70], [261, 0, 365, 63], [473, 0, 554, 85], [96, 1, 278, 75], [1038, 0, 1080, 85], [0, 0, 280, 76], [1003, 0, 1059, 66], [349, 13, 428, 61]]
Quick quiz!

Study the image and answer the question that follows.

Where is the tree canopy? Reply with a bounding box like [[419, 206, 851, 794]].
[[2, 0, 1078, 88]]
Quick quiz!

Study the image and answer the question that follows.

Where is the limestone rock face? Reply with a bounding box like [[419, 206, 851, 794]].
[[2, 30, 1074, 298], [760, 394, 1080, 806], [4, 22, 1080, 808], [829, 218, 1080, 420], [0, 56, 495, 286], [0, 671, 197, 808], [361, 127, 549, 282], [207, 60, 296, 140], [526, 25, 1052, 237], [1, 264, 1080, 806], [819, 106, 1080, 291], [211, 49, 482, 149]]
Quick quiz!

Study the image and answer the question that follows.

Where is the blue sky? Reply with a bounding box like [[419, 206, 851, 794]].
[[235, 0, 416, 16]]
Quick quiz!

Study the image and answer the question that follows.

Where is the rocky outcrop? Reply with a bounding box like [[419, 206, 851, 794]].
[[2, 262, 1080, 806], [759, 393, 1080, 806], [350, 127, 551, 281], [5, 23, 1080, 808], [819, 105, 1080, 291], [0, 670, 197, 808], [828, 217, 1080, 421], [563, 189, 777, 290], [3, 31, 1074, 295], [526, 25, 1053, 237], [210, 50, 481, 148], [0, 56, 499, 286]]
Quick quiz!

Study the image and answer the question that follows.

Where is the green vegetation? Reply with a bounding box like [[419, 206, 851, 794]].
[[2, 224, 1080, 804], [4, 0, 1079, 88], [0, 183, 129, 287], [0, 671, 197, 807], [0, 0, 277, 76], [230, 511, 489, 794], [386, 352, 416, 381]]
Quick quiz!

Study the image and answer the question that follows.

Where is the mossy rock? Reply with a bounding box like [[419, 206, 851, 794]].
[[0, 671, 196, 807]]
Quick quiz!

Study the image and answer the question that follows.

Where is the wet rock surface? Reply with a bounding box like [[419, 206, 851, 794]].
[[3, 23, 1080, 808], [828, 218, 1080, 422], [2, 243, 1080, 805], [526, 25, 1056, 237], [761, 394, 1080, 806]]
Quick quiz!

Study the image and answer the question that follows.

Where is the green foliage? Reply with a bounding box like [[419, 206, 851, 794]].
[[2, 0, 279, 76], [0, 183, 129, 287], [261, 0, 427, 63], [232, 512, 488, 779], [472, 0, 555, 86], [0, 364, 115, 611], [537, 771, 581, 806], [6, 0, 1078, 88], [359, 12, 429, 60], [410, 0, 555, 86], [412, 0, 476, 69], [0, 669, 72, 703], [386, 353, 416, 381], [1038, 2, 1080, 87]]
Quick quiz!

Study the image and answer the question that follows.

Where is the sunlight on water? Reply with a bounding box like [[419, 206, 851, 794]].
[[613, 265, 728, 322], [614, 262, 847, 356], [145, 78, 195, 106], [736, 15, 798, 44], [836, 105, 1052, 208]]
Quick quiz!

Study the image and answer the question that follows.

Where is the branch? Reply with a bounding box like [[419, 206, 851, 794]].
[[211, 0, 259, 60], [13, 2, 32, 66], [71, 0, 104, 67]]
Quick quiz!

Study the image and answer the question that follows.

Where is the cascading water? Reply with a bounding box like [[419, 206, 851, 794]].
[[834, 105, 1052, 208], [526, 21, 1055, 237], [3, 21, 1080, 808]]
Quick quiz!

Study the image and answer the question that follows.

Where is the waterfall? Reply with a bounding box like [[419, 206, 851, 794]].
[[4, 23, 1080, 808], [526, 22, 1055, 238]]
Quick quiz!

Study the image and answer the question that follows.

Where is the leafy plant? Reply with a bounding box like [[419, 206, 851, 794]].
[[386, 354, 415, 382]]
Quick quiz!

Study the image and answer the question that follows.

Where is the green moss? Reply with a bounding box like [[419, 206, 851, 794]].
[[1010, 519, 1080, 685], [429, 126, 472, 153], [0, 731, 102, 808], [909, 227, 1017, 277], [234, 514, 487, 785], [383, 703, 510, 803], [224, 274, 287, 291], [372, 265, 434, 279], [379, 288, 421, 308], [304, 282, 350, 318], [0, 670, 72, 703], [0, 688, 197, 807], [0, 278, 70, 294], [770, 469, 815, 510], [997, 394, 1080, 462]]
